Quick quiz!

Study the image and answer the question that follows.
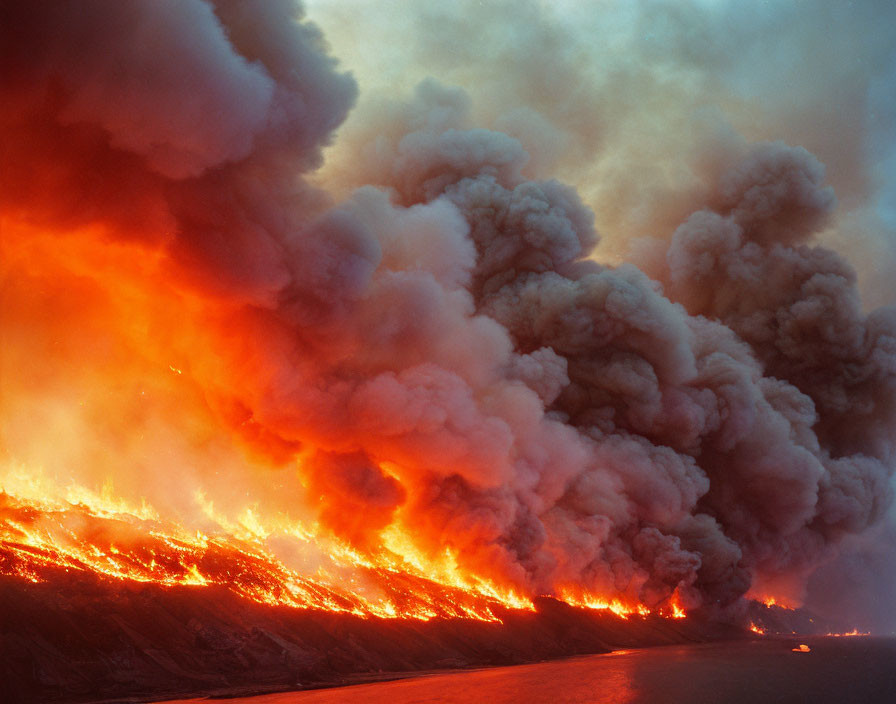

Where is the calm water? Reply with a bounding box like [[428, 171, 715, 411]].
[[162, 638, 896, 704]]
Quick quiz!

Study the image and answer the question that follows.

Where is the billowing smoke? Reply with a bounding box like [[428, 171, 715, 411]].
[[2, 0, 894, 619]]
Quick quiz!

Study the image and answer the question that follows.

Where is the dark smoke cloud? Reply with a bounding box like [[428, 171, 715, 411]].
[[2, 0, 894, 621]]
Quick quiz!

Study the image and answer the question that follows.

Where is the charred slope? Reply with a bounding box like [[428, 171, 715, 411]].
[[1, 574, 748, 704]]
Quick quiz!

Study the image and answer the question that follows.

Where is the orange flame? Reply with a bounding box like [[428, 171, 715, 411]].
[[559, 592, 646, 619], [747, 594, 797, 610], [0, 222, 690, 624], [0, 483, 517, 621], [557, 588, 685, 620], [667, 594, 687, 619], [0, 469, 695, 622]]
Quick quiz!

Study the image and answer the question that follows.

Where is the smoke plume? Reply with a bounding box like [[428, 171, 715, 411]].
[[2, 0, 894, 620]]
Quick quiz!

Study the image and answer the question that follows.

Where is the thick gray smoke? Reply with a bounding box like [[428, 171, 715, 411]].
[[2, 0, 894, 622]]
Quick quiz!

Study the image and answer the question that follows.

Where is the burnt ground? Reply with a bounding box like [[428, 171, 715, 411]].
[[0, 572, 803, 704]]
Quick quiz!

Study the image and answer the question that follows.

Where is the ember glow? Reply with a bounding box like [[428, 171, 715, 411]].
[[826, 630, 871, 638], [2, 0, 896, 632]]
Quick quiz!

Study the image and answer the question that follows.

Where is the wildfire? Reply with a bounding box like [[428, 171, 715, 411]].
[[749, 622, 766, 635], [0, 464, 694, 623], [746, 594, 797, 610], [556, 589, 684, 620], [0, 126, 700, 631], [0, 474, 529, 622], [560, 592, 648, 619], [667, 595, 687, 619], [4, 7, 895, 689]]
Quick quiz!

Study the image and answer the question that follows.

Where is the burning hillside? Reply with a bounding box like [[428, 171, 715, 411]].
[[0, 488, 517, 622], [1, 1, 895, 699]]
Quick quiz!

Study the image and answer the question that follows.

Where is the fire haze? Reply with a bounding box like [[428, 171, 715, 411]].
[[1, 0, 895, 626]]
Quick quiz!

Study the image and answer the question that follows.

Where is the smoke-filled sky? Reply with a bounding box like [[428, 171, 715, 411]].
[[1, 0, 895, 631], [307, 0, 896, 306]]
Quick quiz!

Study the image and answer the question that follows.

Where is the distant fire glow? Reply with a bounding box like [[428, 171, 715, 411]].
[[827, 630, 870, 637], [2, 0, 895, 633]]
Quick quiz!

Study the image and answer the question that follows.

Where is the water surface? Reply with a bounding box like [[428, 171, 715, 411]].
[[163, 638, 896, 704]]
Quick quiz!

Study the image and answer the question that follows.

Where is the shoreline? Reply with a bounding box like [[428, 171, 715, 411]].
[[143, 643, 738, 704], [0, 574, 833, 704], [150, 638, 896, 704]]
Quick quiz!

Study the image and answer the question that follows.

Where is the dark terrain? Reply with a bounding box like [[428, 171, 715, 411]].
[[0, 572, 824, 704]]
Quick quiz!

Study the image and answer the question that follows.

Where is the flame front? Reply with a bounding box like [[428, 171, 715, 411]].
[[0, 467, 527, 622], [0, 472, 694, 622]]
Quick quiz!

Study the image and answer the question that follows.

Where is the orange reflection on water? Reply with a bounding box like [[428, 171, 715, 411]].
[[155, 640, 896, 704]]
